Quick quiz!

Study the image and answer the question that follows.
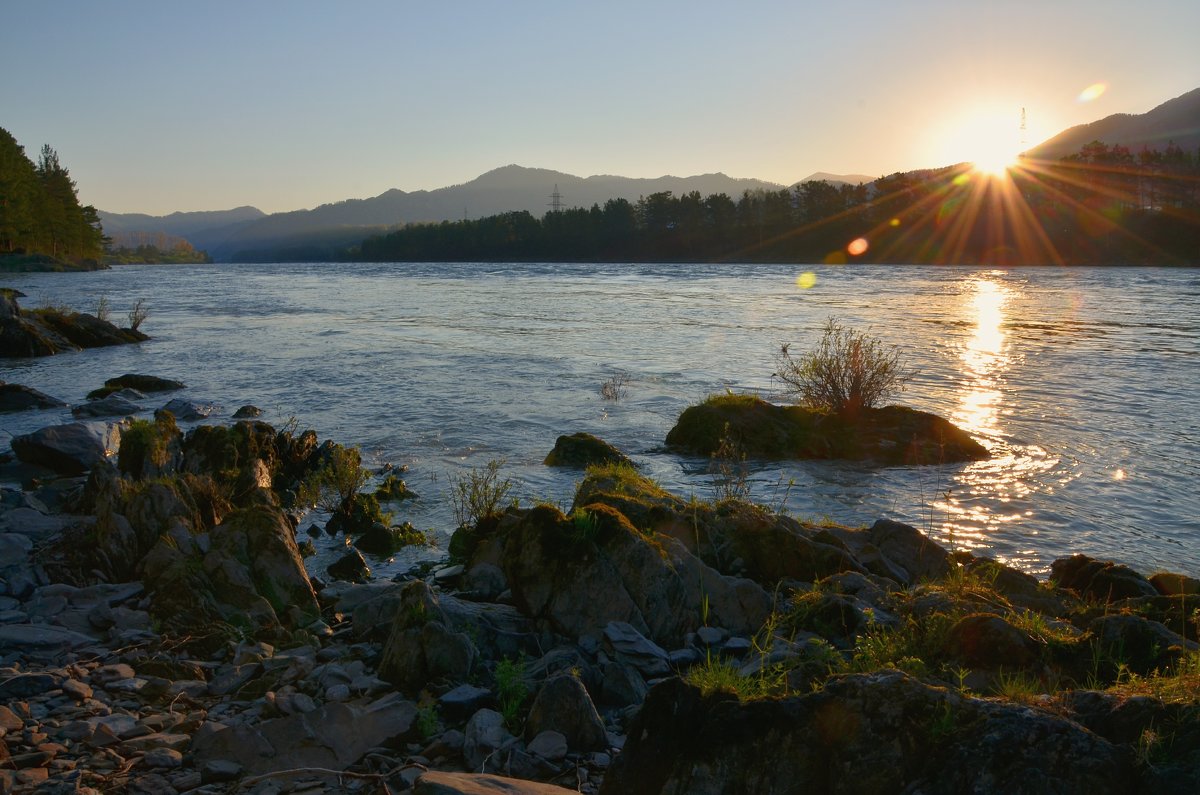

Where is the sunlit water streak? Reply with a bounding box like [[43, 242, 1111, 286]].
[[2, 263, 1198, 578]]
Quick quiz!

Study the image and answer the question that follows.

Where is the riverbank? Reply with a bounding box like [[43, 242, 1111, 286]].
[[1, 412, 1197, 794]]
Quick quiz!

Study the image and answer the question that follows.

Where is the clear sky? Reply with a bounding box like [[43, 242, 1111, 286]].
[[2, 0, 1197, 215]]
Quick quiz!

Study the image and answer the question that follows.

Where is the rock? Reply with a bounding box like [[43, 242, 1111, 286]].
[[1088, 614, 1196, 674], [600, 672, 1135, 795], [73, 394, 143, 418], [143, 747, 184, 769], [11, 421, 120, 475], [525, 674, 607, 751], [0, 384, 66, 413], [378, 581, 477, 692], [462, 709, 514, 773], [439, 684, 496, 722], [327, 549, 371, 583], [159, 398, 217, 421], [0, 625, 97, 657], [415, 771, 579, 794], [0, 672, 62, 699], [60, 678, 93, 702], [487, 504, 770, 649], [1050, 554, 1157, 602], [88, 374, 184, 400], [527, 730, 569, 761], [232, 405, 263, 419], [1149, 570, 1200, 596], [200, 758, 242, 783], [465, 563, 508, 601], [543, 432, 633, 468], [603, 622, 670, 678], [944, 613, 1040, 669], [192, 693, 416, 777], [665, 394, 989, 464]]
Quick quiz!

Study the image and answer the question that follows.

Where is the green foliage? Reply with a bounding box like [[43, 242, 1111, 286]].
[[0, 129, 104, 260], [495, 656, 529, 730], [117, 413, 178, 478], [416, 704, 441, 740], [127, 298, 150, 331], [298, 444, 371, 513], [448, 459, 513, 529], [374, 473, 415, 502], [775, 318, 914, 416], [993, 669, 1043, 703], [566, 508, 600, 544]]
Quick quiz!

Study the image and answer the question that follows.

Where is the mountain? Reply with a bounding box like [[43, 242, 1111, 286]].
[[102, 167, 791, 261], [98, 206, 265, 240], [1025, 86, 1200, 160], [797, 171, 877, 186]]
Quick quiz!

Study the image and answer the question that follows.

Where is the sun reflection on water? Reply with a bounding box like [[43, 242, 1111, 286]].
[[927, 275, 1058, 563]]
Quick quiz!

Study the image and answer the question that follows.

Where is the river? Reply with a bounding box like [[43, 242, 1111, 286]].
[[3, 262, 1198, 578]]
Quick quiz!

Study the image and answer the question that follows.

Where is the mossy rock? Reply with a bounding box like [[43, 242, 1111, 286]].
[[375, 474, 417, 502], [118, 413, 181, 479], [544, 432, 633, 468], [666, 394, 988, 464], [356, 520, 428, 556], [326, 492, 389, 536]]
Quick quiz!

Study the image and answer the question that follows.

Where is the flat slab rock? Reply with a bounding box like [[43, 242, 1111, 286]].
[[415, 771, 579, 794]]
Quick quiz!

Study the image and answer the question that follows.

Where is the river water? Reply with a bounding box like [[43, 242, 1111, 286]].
[[2, 262, 1198, 578]]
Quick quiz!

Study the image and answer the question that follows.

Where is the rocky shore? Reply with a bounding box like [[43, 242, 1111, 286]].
[[1, 401, 1198, 794], [0, 291, 146, 359]]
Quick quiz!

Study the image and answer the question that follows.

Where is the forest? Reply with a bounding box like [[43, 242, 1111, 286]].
[[0, 127, 106, 263], [351, 141, 1200, 266]]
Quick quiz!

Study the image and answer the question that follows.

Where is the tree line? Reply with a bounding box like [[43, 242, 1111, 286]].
[[350, 141, 1200, 266], [0, 127, 106, 261]]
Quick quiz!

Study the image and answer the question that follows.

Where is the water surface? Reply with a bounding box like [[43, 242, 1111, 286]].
[[3, 262, 1197, 577]]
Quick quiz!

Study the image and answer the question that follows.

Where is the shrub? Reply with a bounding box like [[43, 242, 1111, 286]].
[[774, 317, 914, 417], [298, 444, 370, 513], [127, 298, 150, 331], [495, 656, 529, 730], [600, 371, 630, 401], [448, 459, 513, 529], [709, 423, 751, 503]]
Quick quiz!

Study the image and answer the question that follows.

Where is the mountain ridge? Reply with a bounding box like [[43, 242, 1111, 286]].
[[1025, 86, 1200, 160]]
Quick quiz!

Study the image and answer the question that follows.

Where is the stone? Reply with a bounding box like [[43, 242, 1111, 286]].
[[159, 398, 217, 421], [61, 679, 93, 702], [462, 709, 514, 773], [10, 422, 121, 475], [1088, 614, 1196, 674], [0, 672, 62, 699], [191, 694, 417, 777], [0, 384, 67, 413], [72, 395, 142, 419], [232, 405, 263, 419], [601, 660, 648, 707], [1051, 554, 1158, 603], [327, 549, 371, 583], [527, 730, 569, 761], [415, 771, 579, 795], [439, 684, 495, 722], [379, 581, 478, 692], [603, 622, 670, 677], [200, 758, 242, 783], [525, 674, 606, 751], [1149, 571, 1200, 596], [143, 747, 184, 769], [543, 432, 633, 468]]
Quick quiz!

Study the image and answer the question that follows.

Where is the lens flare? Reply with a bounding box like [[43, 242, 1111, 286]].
[[1077, 82, 1107, 103], [795, 272, 817, 289], [847, 238, 869, 256]]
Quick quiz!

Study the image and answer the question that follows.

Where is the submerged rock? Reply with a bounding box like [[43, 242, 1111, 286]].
[[88, 374, 185, 400]]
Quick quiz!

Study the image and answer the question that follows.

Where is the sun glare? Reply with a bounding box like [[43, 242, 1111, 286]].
[[937, 109, 1023, 177]]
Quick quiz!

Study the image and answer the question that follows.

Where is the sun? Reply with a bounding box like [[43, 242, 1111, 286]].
[[936, 108, 1023, 177]]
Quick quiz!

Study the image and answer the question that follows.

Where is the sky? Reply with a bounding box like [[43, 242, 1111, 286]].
[[2, 0, 1198, 215]]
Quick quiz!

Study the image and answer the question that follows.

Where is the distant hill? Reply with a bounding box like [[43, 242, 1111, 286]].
[[1025, 86, 1200, 160], [797, 171, 877, 186], [99, 167, 791, 262]]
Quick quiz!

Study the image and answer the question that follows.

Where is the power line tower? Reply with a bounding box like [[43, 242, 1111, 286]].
[[548, 184, 564, 213], [1020, 107, 1027, 151]]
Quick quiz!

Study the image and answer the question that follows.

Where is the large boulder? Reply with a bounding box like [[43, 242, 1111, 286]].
[[484, 503, 771, 649], [524, 674, 606, 751], [665, 394, 988, 464], [415, 772, 578, 795], [600, 672, 1135, 795], [11, 421, 122, 475]]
